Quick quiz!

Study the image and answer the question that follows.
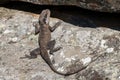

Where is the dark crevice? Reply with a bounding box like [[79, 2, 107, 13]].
[[0, 1, 120, 30]]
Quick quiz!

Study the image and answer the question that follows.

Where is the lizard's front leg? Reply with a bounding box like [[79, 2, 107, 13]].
[[49, 21, 62, 32], [33, 22, 40, 35]]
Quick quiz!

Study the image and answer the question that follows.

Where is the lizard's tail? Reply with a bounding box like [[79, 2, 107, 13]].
[[40, 47, 87, 76], [49, 63, 87, 76]]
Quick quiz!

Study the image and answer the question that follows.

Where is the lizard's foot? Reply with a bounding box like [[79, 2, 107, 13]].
[[29, 52, 37, 59], [49, 21, 62, 32], [50, 46, 62, 54], [19, 54, 37, 59], [26, 54, 37, 59]]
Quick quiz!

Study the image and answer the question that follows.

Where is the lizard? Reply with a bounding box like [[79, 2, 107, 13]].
[[31, 9, 88, 76]]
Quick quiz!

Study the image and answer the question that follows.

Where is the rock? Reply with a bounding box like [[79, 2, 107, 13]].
[[1, 0, 120, 12], [0, 7, 120, 80], [3, 29, 14, 34]]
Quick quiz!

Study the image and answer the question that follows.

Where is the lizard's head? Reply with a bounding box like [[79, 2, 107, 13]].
[[39, 9, 51, 25]]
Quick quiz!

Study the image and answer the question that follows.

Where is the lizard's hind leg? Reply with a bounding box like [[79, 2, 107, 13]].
[[47, 40, 62, 64], [29, 48, 40, 59], [47, 40, 62, 55], [20, 48, 40, 59]]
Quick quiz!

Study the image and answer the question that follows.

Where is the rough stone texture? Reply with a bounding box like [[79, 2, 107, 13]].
[[0, 7, 120, 80], [1, 0, 120, 12]]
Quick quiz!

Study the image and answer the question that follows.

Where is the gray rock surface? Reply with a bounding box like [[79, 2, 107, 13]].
[[1, 0, 120, 12], [0, 7, 120, 80]]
